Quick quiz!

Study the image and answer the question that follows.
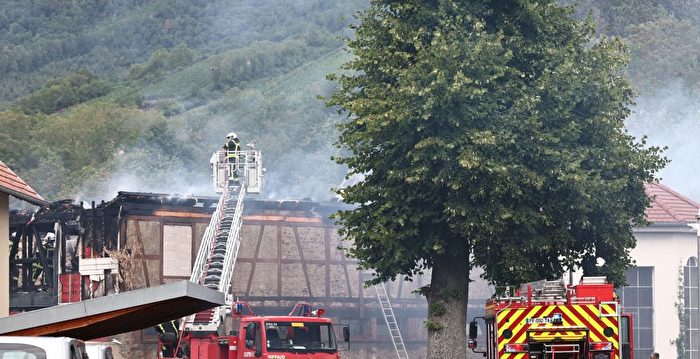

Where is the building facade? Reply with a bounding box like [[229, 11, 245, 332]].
[[624, 183, 700, 359]]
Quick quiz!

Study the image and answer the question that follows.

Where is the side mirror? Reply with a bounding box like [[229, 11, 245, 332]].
[[343, 326, 350, 342], [255, 328, 262, 357], [245, 323, 256, 349], [468, 321, 478, 339]]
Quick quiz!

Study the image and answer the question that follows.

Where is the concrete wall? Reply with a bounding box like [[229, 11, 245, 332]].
[[632, 224, 698, 359]]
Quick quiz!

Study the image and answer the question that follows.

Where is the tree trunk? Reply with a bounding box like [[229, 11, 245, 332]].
[[427, 245, 469, 359]]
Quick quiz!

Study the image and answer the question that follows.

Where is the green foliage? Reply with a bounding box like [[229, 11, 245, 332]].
[[674, 264, 688, 359], [128, 44, 197, 82], [207, 40, 314, 92], [14, 69, 112, 114], [0, 0, 367, 202], [430, 302, 446, 317], [0, 110, 44, 169], [0, 0, 366, 105], [567, 0, 700, 35], [625, 17, 700, 93], [329, 0, 666, 302], [424, 319, 443, 332]]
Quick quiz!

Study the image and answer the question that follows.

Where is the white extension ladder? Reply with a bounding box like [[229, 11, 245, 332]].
[[374, 283, 409, 359]]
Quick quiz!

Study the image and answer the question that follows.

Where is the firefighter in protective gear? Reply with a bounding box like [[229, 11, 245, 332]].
[[155, 319, 179, 357], [223, 132, 241, 180]]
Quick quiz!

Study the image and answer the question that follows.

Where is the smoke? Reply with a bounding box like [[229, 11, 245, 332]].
[[73, 147, 215, 204], [626, 80, 700, 202]]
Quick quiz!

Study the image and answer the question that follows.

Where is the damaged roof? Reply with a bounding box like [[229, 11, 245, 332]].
[[0, 281, 223, 340], [0, 160, 48, 206]]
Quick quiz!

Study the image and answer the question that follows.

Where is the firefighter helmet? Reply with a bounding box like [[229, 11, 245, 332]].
[[226, 132, 238, 140]]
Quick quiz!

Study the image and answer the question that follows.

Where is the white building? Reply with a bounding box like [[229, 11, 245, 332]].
[[627, 182, 700, 359]]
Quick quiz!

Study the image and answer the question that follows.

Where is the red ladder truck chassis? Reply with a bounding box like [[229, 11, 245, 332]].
[[468, 277, 634, 359], [159, 302, 350, 359]]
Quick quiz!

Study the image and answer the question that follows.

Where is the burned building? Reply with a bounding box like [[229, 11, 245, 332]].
[[8, 199, 114, 310], [9, 191, 492, 359]]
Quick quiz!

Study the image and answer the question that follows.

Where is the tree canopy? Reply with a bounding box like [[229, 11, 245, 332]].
[[328, 1, 666, 357]]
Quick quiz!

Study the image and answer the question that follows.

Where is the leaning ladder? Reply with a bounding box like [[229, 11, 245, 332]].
[[374, 283, 410, 359]]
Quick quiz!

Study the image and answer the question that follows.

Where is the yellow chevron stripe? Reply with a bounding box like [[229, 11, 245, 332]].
[[595, 310, 619, 351], [600, 303, 617, 316], [497, 309, 520, 336], [578, 303, 620, 349], [558, 306, 602, 342], [571, 305, 606, 339], [498, 306, 540, 337], [501, 351, 527, 359], [498, 307, 536, 352]]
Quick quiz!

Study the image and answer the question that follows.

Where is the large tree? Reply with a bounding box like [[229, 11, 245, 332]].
[[328, 1, 666, 358]]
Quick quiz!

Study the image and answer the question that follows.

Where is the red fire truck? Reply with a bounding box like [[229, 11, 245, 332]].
[[468, 277, 633, 359], [159, 301, 350, 359]]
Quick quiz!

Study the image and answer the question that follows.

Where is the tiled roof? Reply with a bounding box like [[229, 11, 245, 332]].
[[645, 182, 699, 223], [0, 160, 47, 205]]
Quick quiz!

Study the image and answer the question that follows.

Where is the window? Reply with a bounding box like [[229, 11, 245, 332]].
[[264, 321, 337, 353], [617, 266, 654, 359], [163, 225, 192, 277], [0, 343, 47, 359], [686, 257, 699, 359]]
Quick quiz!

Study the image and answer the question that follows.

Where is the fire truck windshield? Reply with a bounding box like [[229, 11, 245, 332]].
[[264, 321, 337, 353]]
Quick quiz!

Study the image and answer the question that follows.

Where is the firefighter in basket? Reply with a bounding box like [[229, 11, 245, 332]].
[[222, 132, 241, 181]]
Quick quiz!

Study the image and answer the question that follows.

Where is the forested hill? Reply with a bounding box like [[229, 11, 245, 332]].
[[1, 0, 699, 204], [0, 0, 366, 203]]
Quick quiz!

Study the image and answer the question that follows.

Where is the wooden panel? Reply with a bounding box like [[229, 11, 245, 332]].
[[162, 225, 192, 277], [280, 227, 300, 259], [297, 227, 325, 260], [258, 226, 278, 259], [231, 262, 252, 295], [127, 220, 161, 256], [330, 264, 349, 297], [238, 225, 261, 258], [249, 263, 277, 296], [328, 230, 346, 260], [280, 263, 309, 296], [306, 264, 325, 297]]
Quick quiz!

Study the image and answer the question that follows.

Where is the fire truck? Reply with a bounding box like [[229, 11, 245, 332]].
[[159, 301, 349, 359], [155, 146, 349, 359], [468, 277, 633, 359]]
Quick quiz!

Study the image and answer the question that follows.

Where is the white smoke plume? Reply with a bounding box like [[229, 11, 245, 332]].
[[626, 81, 700, 202]]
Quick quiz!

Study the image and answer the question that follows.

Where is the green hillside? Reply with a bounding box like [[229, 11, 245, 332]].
[[2, 0, 700, 203], [0, 0, 365, 202]]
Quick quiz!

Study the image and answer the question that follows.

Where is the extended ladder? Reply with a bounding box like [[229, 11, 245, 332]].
[[181, 149, 263, 334], [374, 283, 409, 359]]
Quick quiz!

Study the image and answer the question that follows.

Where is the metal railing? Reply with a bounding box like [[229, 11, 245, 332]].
[[219, 183, 246, 293], [190, 182, 228, 284]]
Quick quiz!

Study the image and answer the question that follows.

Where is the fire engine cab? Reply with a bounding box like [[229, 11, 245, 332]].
[[159, 301, 349, 359], [468, 276, 633, 359]]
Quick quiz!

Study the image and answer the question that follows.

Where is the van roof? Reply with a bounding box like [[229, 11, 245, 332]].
[[0, 336, 81, 345]]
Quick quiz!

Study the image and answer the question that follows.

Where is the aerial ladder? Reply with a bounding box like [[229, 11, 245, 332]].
[[177, 146, 264, 338], [374, 283, 410, 359]]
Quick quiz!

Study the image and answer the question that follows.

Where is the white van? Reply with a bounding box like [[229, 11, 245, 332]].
[[0, 336, 87, 359], [84, 343, 114, 359]]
